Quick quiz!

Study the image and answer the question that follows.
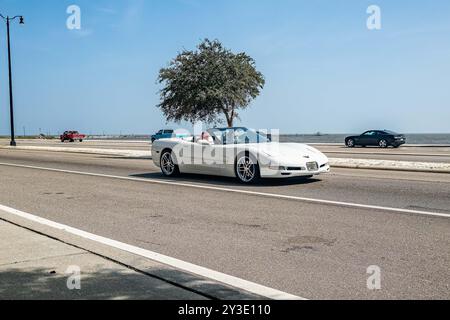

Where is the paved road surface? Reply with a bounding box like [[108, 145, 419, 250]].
[[0, 149, 449, 299], [1, 139, 450, 163]]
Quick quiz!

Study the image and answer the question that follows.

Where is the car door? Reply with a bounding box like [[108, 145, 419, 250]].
[[203, 142, 226, 175], [176, 138, 216, 175], [162, 130, 173, 139], [189, 138, 224, 175], [367, 131, 380, 145], [359, 131, 377, 146]]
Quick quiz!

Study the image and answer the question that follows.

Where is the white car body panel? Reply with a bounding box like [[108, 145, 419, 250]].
[[152, 137, 330, 179]]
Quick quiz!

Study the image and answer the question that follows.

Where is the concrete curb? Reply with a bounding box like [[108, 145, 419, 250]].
[[1, 146, 152, 158], [2, 145, 449, 174], [329, 158, 450, 174]]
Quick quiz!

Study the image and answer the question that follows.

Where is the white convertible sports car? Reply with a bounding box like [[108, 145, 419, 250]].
[[152, 127, 330, 184]]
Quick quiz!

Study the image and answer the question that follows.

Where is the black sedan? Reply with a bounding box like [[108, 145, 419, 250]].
[[345, 130, 406, 148]]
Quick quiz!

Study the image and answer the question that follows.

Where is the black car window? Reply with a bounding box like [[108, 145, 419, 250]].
[[164, 130, 174, 134]]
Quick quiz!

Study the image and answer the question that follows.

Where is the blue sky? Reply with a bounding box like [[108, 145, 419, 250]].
[[0, 0, 449, 135]]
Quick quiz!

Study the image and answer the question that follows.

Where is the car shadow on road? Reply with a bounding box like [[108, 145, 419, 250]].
[[100, 156, 153, 160], [130, 172, 321, 187]]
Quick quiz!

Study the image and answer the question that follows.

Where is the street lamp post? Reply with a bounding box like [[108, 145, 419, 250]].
[[0, 14, 24, 147]]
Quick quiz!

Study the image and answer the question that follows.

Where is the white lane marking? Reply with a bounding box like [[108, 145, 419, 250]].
[[0, 203, 303, 300], [1, 161, 449, 219], [325, 151, 449, 157]]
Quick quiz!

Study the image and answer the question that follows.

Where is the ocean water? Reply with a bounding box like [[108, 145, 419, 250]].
[[279, 134, 450, 145], [91, 133, 450, 145]]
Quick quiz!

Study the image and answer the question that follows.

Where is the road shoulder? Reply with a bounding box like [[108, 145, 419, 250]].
[[0, 209, 263, 300]]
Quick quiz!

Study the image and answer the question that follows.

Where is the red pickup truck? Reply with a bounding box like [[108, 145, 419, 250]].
[[60, 131, 86, 142]]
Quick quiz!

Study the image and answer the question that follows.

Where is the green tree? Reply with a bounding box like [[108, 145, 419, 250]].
[[157, 39, 265, 127]]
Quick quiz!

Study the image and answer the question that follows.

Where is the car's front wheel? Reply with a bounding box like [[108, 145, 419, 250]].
[[379, 139, 388, 148], [346, 139, 355, 148], [235, 153, 260, 184], [160, 150, 179, 177]]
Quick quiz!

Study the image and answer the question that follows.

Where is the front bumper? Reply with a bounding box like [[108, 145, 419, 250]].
[[393, 139, 406, 146], [260, 163, 330, 178]]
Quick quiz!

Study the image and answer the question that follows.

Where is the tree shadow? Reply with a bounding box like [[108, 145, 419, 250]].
[[130, 172, 321, 187], [0, 266, 259, 300]]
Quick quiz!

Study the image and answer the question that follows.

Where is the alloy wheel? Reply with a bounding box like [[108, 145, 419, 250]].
[[379, 139, 388, 148], [347, 139, 355, 147], [161, 152, 176, 176], [236, 156, 256, 183]]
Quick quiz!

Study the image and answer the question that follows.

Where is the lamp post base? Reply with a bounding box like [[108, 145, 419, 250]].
[[10, 140, 16, 146]]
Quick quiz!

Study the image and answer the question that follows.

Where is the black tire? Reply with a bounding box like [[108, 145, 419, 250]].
[[160, 150, 180, 177], [70, 139, 75, 143], [79, 139, 83, 142], [346, 139, 355, 148], [151, 138, 156, 143], [235, 153, 260, 184], [61, 139, 65, 143], [378, 139, 388, 148]]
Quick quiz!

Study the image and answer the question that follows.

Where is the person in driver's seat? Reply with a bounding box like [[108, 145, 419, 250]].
[[200, 131, 214, 144]]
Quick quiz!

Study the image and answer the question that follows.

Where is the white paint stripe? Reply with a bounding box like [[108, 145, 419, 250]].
[[0, 203, 303, 300], [1, 161, 449, 219], [0, 146, 151, 158]]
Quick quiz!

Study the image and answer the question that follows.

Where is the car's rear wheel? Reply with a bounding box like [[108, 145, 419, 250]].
[[235, 153, 260, 184], [160, 150, 179, 177], [79, 139, 83, 142], [346, 139, 355, 148], [379, 139, 388, 148]]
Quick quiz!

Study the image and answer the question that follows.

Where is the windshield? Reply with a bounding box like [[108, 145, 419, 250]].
[[208, 127, 271, 145]]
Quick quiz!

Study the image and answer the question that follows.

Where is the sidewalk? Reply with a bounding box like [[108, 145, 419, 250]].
[[0, 220, 205, 300]]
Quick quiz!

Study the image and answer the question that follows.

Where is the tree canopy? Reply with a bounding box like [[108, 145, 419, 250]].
[[157, 39, 265, 127]]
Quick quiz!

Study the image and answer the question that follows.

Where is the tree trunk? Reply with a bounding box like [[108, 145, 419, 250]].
[[224, 109, 234, 127], [227, 107, 235, 127]]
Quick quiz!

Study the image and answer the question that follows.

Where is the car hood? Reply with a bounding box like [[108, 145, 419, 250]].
[[249, 142, 328, 164]]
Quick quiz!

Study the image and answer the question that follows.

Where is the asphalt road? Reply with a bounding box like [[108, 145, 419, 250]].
[[2, 139, 450, 163], [0, 149, 449, 299]]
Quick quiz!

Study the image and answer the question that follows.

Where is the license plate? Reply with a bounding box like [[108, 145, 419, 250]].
[[306, 162, 318, 171]]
